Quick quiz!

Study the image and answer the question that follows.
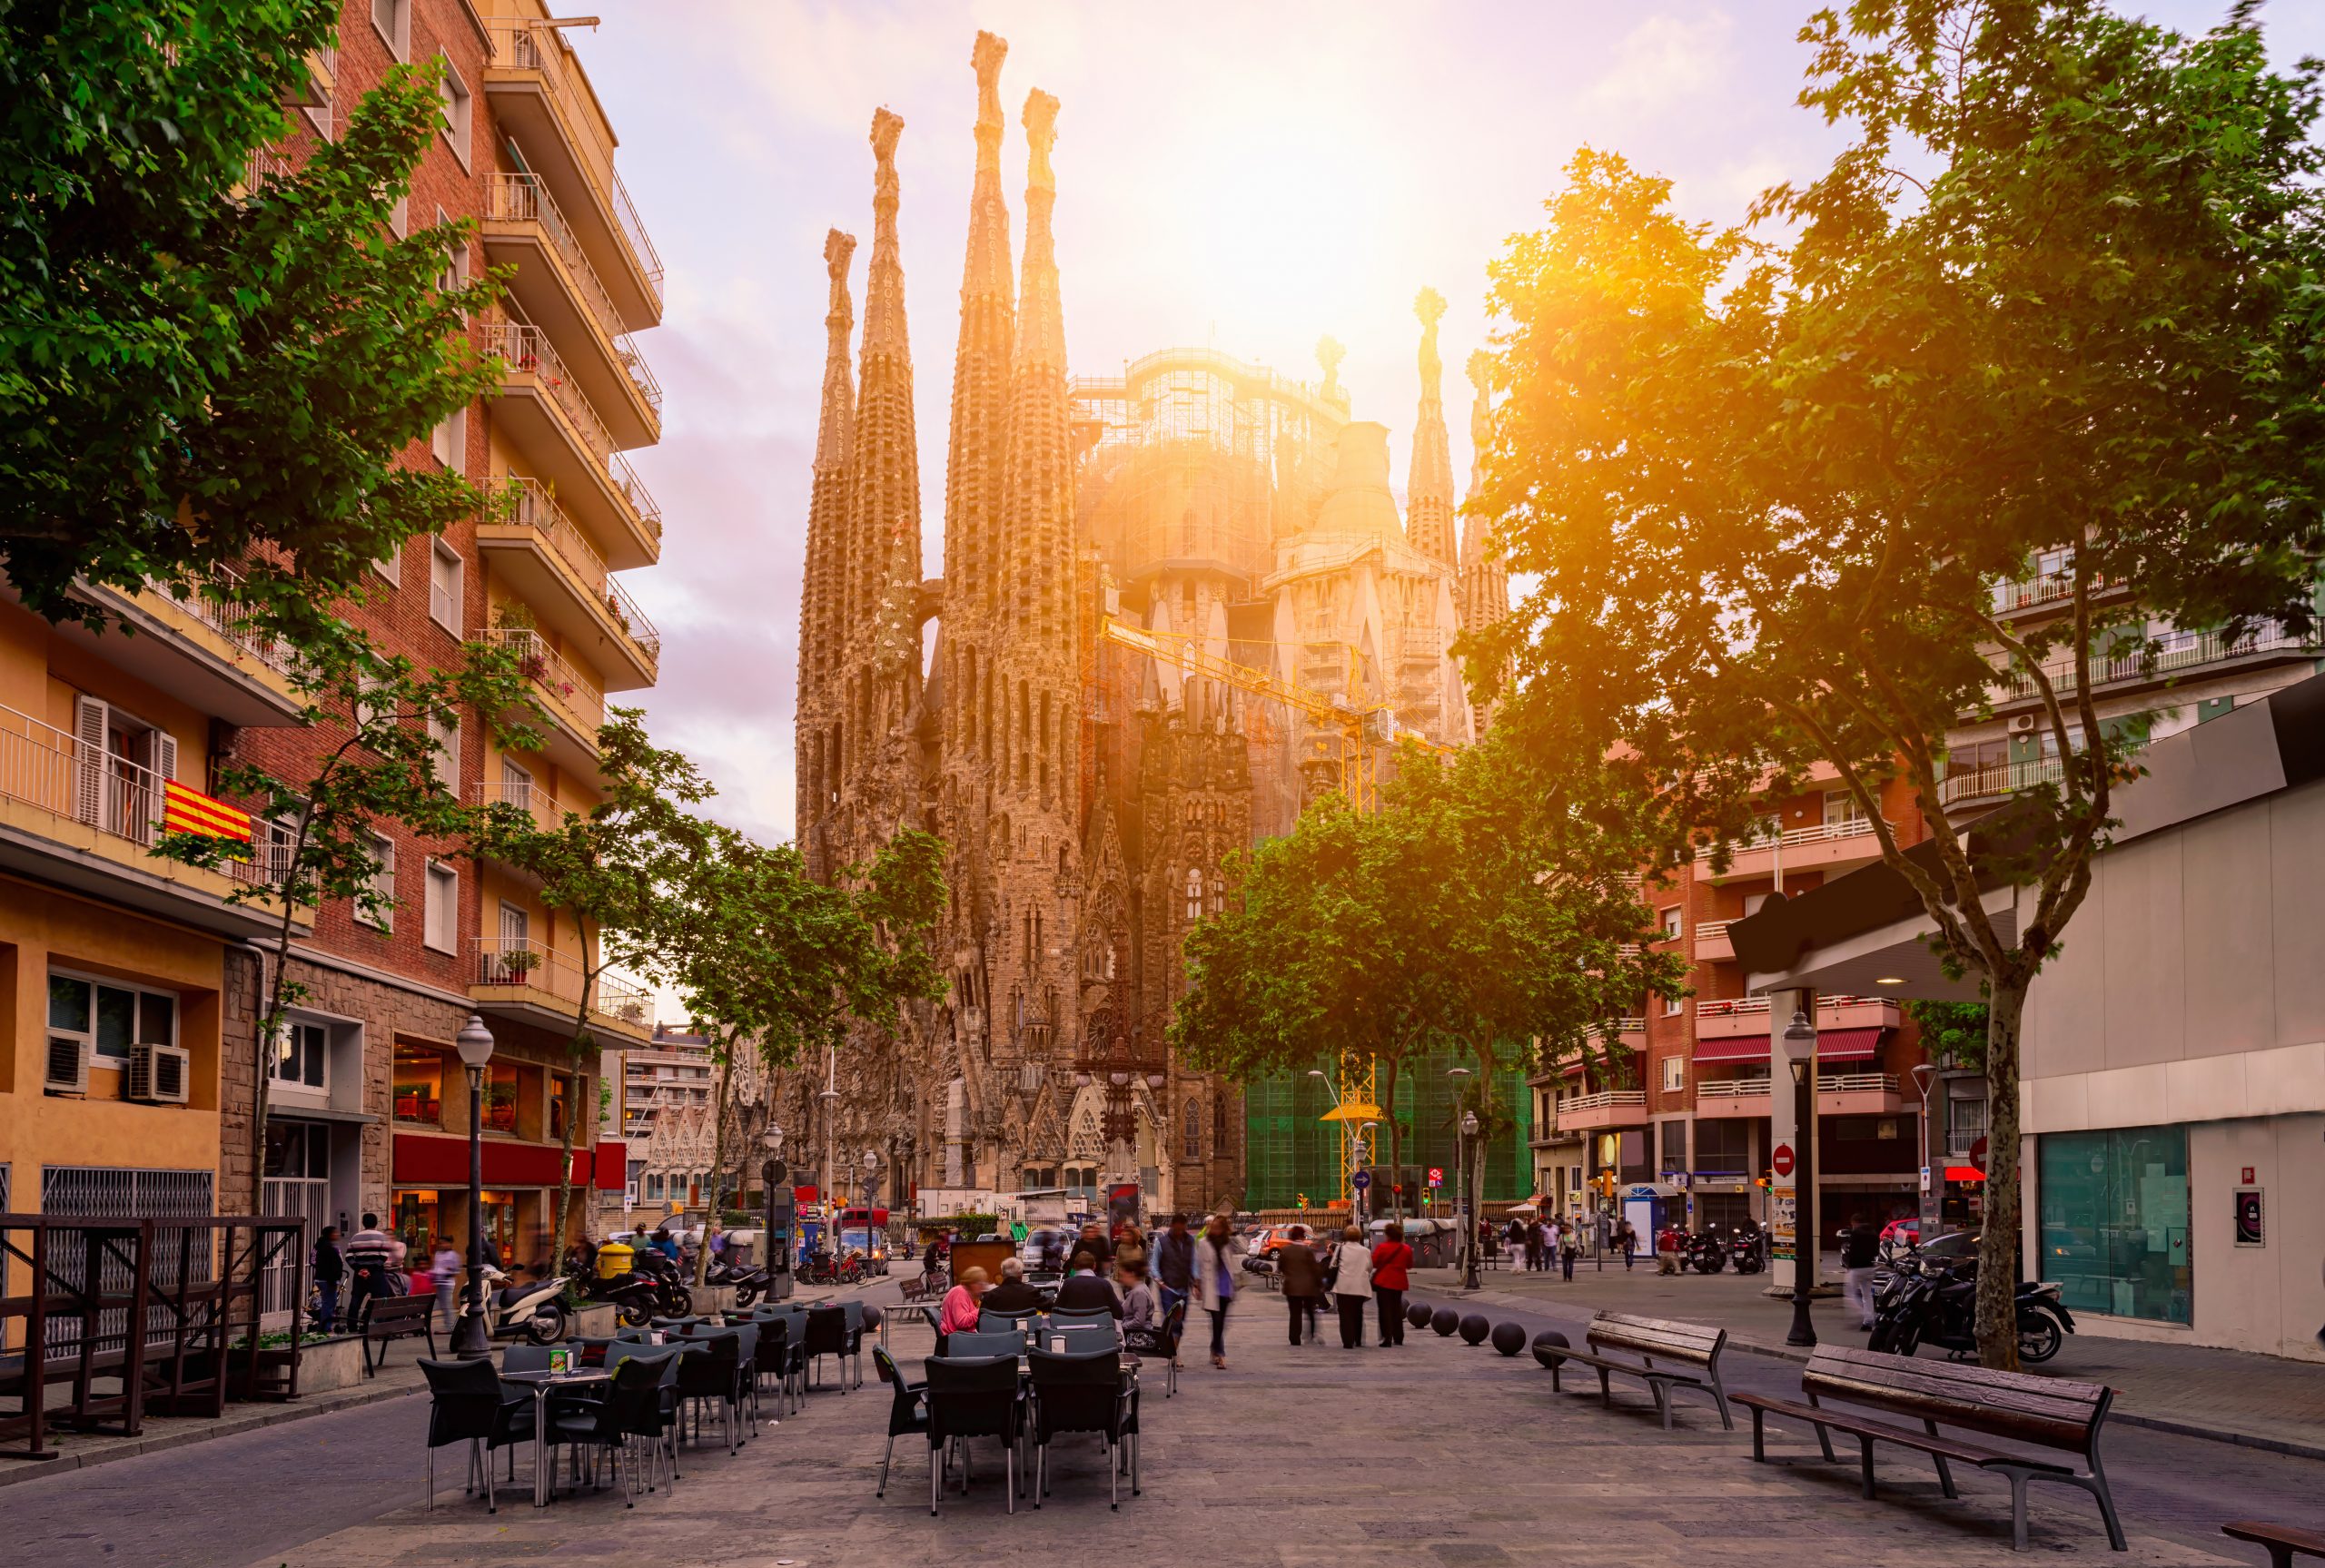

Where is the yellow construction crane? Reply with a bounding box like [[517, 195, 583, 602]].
[[1096, 613, 1455, 1209]]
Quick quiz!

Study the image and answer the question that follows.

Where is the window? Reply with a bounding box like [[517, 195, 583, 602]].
[[1823, 789, 1868, 828], [391, 1042, 445, 1125], [371, 0, 411, 60], [423, 862, 458, 952], [1742, 892, 1770, 918], [1661, 991, 1684, 1018], [549, 1073, 572, 1142], [429, 541, 463, 633], [389, 194, 409, 239], [1207, 872, 1224, 917], [1182, 1099, 1201, 1161], [359, 833, 395, 930], [354, 673, 390, 732], [1696, 1117, 1751, 1175], [1183, 867, 1202, 922], [1659, 906, 1681, 942], [2037, 1125, 2190, 1325], [264, 1120, 331, 1179], [428, 713, 460, 793], [500, 756, 535, 816], [372, 545, 401, 586], [482, 1061, 520, 1135], [430, 404, 466, 469], [48, 971, 177, 1064], [438, 56, 472, 164], [1657, 1119, 1688, 1174], [1660, 1056, 1685, 1092], [274, 1019, 328, 1090]]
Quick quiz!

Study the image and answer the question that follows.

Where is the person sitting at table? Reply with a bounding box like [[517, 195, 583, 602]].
[[938, 1266, 990, 1340], [981, 1257, 1043, 1314], [1116, 1257, 1157, 1336], [1051, 1250, 1123, 1318]]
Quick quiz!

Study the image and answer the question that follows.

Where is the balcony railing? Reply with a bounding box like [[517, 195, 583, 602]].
[[609, 452, 662, 540], [1696, 814, 1885, 862], [1697, 918, 1736, 944], [1994, 623, 2309, 704], [487, 24, 664, 304], [490, 321, 616, 462], [487, 627, 605, 735], [153, 565, 296, 676], [485, 173, 661, 414], [501, 479, 662, 660], [1698, 1072, 1898, 1098], [1555, 1090, 1647, 1120], [1938, 755, 2065, 806], [471, 936, 652, 1030], [1697, 1077, 1772, 1098], [0, 704, 280, 888], [1990, 570, 2123, 615], [1693, 993, 1891, 1021], [467, 776, 588, 833]]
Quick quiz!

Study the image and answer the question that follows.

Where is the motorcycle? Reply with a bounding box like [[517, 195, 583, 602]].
[[625, 1247, 697, 1318], [578, 1267, 664, 1328], [707, 1255, 768, 1308], [479, 1266, 569, 1345], [1728, 1228, 1767, 1275], [1685, 1229, 1728, 1274], [1869, 1254, 2073, 1365]]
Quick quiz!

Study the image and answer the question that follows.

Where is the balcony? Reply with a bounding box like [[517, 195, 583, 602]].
[[470, 936, 654, 1043], [1696, 815, 1888, 885], [1696, 919, 1736, 962], [1938, 756, 2064, 814], [0, 704, 291, 938], [477, 479, 659, 689], [1694, 1071, 1904, 1119], [1694, 994, 1902, 1040], [483, 24, 663, 328], [487, 322, 661, 568], [11, 567, 307, 726], [1551, 1090, 1647, 1133], [483, 173, 660, 448], [1989, 569, 2130, 619], [488, 627, 605, 777], [1987, 623, 2315, 711], [467, 774, 592, 835]]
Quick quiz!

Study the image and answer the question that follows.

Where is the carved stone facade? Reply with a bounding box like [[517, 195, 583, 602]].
[[789, 31, 1504, 1220]]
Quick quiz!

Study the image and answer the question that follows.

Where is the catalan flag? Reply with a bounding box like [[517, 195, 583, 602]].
[[162, 780, 253, 845]]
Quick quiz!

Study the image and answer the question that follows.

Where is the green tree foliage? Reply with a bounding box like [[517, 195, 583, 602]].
[[153, 636, 539, 1216], [2, 3, 504, 646], [1474, 1, 2325, 1365], [1905, 1000, 1989, 1073]]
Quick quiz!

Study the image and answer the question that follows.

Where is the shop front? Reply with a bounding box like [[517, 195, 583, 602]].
[[2036, 1124, 2191, 1326], [391, 1131, 606, 1273]]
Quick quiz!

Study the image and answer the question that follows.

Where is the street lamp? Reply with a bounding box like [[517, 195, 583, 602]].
[[1459, 1109, 1482, 1290], [1910, 1061, 1939, 1246], [1784, 1008, 1819, 1348], [1446, 1066, 1471, 1282], [450, 1013, 495, 1358]]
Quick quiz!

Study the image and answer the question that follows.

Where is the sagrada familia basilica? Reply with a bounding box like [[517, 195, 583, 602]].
[[781, 33, 1508, 1219]]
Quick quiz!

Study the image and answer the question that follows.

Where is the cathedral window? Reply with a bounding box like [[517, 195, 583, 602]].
[[1183, 868, 1202, 922], [1208, 872, 1225, 917], [1213, 1091, 1229, 1145], [1182, 1100, 1201, 1160]]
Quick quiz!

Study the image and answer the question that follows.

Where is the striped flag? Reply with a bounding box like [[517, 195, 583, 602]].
[[162, 780, 253, 845]]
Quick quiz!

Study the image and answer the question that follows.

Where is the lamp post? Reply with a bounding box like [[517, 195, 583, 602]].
[[760, 1120, 785, 1278], [1459, 1109, 1481, 1290], [1446, 1066, 1472, 1285], [450, 1014, 495, 1358], [1784, 1008, 1819, 1348], [818, 1042, 838, 1260], [1911, 1061, 1939, 1246]]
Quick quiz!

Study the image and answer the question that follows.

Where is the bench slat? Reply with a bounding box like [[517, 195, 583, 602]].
[[1801, 1347, 2106, 1454], [2222, 1523, 2325, 1559], [1814, 1345, 2108, 1410]]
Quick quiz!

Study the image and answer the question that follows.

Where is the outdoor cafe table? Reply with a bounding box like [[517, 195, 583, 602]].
[[499, 1367, 612, 1506]]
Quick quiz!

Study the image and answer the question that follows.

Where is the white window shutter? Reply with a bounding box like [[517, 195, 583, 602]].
[[151, 729, 179, 783], [73, 695, 109, 826]]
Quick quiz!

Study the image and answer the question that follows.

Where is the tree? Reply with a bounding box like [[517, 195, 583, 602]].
[[1904, 1000, 1988, 1074], [2, 4, 503, 647], [153, 636, 538, 1217], [1475, 2, 2325, 1366]]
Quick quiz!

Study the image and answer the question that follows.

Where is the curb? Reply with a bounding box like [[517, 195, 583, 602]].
[[0, 1379, 423, 1492], [1433, 1287, 2325, 1464]]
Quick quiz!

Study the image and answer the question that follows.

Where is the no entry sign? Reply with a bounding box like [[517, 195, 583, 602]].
[[1772, 1143, 1796, 1178]]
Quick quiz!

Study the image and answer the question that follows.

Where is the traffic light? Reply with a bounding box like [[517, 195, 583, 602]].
[[1756, 1171, 1773, 1190]]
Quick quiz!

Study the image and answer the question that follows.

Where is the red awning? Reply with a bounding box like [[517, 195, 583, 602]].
[[594, 1140, 628, 1192], [1944, 1165, 1986, 1184], [1693, 1027, 1885, 1064]]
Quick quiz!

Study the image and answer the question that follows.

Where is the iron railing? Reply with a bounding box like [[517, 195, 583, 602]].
[[485, 173, 661, 414], [155, 565, 296, 676], [1994, 623, 2309, 703], [500, 479, 661, 659], [486, 24, 664, 302], [1938, 755, 2066, 806], [470, 937, 651, 1030], [1693, 994, 1892, 1020], [485, 627, 605, 735]]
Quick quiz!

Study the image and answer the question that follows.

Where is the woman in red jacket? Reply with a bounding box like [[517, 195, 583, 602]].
[[1369, 1222, 1414, 1346]]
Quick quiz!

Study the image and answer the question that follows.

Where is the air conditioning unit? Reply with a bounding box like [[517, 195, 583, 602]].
[[2009, 713, 2038, 734], [45, 1035, 91, 1095], [128, 1042, 192, 1105]]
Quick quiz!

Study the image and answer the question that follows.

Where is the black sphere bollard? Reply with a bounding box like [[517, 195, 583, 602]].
[[1406, 1302, 1433, 1329], [1459, 1313, 1490, 1346], [1530, 1328, 1571, 1368], [1490, 1321, 1526, 1356], [1430, 1307, 1459, 1337], [861, 1304, 884, 1331]]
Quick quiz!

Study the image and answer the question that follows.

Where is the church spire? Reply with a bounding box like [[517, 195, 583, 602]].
[[1459, 348, 1510, 733], [797, 228, 856, 861], [945, 31, 1016, 641], [850, 107, 923, 690], [1407, 286, 1457, 567]]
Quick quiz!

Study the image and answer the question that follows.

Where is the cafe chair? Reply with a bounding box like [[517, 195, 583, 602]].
[[804, 1305, 852, 1392], [940, 1330, 1024, 1359], [872, 1346, 928, 1498], [672, 1332, 746, 1454], [541, 1350, 671, 1504], [419, 1357, 534, 1514], [923, 1355, 1025, 1515], [978, 1307, 1041, 1333], [1027, 1346, 1133, 1510]]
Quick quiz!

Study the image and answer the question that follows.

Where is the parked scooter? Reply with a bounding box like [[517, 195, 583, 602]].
[[1685, 1229, 1729, 1274], [479, 1266, 570, 1345], [625, 1247, 697, 1317], [1728, 1227, 1767, 1275], [1869, 1254, 2073, 1365], [579, 1266, 664, 1328], [707, 1255, 768, 1308]]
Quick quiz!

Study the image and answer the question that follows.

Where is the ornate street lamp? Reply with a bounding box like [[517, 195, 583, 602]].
[[1459, 1108, 1481, 1290], [450, 1013, 495, 1358], [1785, 1007, 1820, 1348]]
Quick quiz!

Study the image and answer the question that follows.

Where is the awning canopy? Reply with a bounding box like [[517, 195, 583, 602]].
[[1693, 1027, 1885, 1064]]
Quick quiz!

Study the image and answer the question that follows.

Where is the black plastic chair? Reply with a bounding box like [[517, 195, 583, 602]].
[[1027, 1346, 1132, 1510], [924, 1355, 1024, 1515], [1153, 1299, 1188, 1397], [942, 1330, 1024, 1359], [804, 1305, 852, 1392], [541, 1349, 671, 1504], [419, 1357, 534, 1514], [673, 1333, 745, 1454], [872, 1346, 928, 1498], [732, 1313, 794, 1419], [977, 1307, 1040, 1334]]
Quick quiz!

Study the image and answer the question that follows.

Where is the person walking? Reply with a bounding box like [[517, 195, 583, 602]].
[[1558, 1218, 1578, 1281], [1524, 1218, 1545, 1272], [1615, 1218, 1637, 1271], [342, 1213, 394, 1331], [1276, 1224, 1323, 1346], [311, 1226, 344, 1334], [1153, 1213, 1196, 1320], [1370, 1221, 1413, 1346], [1186, 1214, 1244, 1369], [1843, 1212, 1882, 1330], [431, 1236, 462, 1332], [1330, 1225, 1373, 1349]]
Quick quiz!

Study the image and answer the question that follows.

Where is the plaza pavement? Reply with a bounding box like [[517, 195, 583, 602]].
[[3, 1273, 2313, 1568]]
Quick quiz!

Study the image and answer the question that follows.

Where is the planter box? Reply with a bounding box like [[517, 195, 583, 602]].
[[697, 1286, 737, 1316], [295, 1334, 367, 1394], [571, 1304, 617, 1338]]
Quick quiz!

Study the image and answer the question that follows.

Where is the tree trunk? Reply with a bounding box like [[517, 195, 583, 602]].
[[547, 972, 595, 1276], [697, 1044, 736, 1287], [1378, 1054, 1403, 1221], [1974, 979, 2028, 1372]]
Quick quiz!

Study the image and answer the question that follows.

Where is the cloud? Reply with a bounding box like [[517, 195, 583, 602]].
[[1586, 12, 1737, 116]]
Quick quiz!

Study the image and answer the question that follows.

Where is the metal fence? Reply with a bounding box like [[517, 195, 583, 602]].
[[260, 1178, 330, 1318], [40, 1167, 215, 1358]]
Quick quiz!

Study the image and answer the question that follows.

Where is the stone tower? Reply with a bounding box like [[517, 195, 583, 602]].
[[1405, 287, 1457, 570], [796, 228, 856, 877], [1458, 349, 1510, 733]]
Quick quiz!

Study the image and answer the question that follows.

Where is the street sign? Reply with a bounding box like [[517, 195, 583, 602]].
[[1919, 1165, 1932, 1194], [1427, 1167, 1443, 1188], [1350, 1170, 1372, 1190], [1969, 1136, 1989, 1173], [1771, 1143, 1796, 1178]]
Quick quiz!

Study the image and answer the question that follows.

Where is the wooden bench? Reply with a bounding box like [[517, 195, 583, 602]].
[[2223, 1522, 2325, 1568], [360, 1293, 438, 1376], [1533, 1311, 1733, 1431], [1733, 1345, 2124, 1553], [895, 1271, 944, 1304]]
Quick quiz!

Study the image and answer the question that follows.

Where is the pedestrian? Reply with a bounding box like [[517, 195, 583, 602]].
[[1559, 1219, 1578, 1281], [343, 1212, 394, 1330], [1116, 1220, 1147, 1276], [1616, 1218, 1637, 1270], [1077, 1220, 1115, 1270], [1370, 1221, 1413, 1346], [1153, 1213, 1196, 1321], [1524, 1218, 1545, 1272], [431, 1235, 462, 1332], [1330, 1225, 1373, 1348], [922, 1233, 944, 1281], [1186, 1213, 1244, 1369], [1656, 1222, 1683, 1275], [1843, 1211, 1882, 1330], [311, 1226, 344, 1334], [1276, 1223, 1323, 1346]]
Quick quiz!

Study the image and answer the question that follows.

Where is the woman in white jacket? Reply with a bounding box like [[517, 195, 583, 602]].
[[1185, 1214, 1246, 1369], [1330, 1226, 1374, 1349]]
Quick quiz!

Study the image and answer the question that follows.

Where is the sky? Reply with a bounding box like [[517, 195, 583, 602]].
[[568, 0, 2325, 859]]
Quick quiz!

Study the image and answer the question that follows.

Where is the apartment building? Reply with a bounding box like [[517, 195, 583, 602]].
[[1533, 774, 1939, 1239], [214, 0, 665, 1273]]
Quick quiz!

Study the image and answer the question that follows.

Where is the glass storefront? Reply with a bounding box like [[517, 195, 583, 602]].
[[2037, 1125, 2191, 1325]]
